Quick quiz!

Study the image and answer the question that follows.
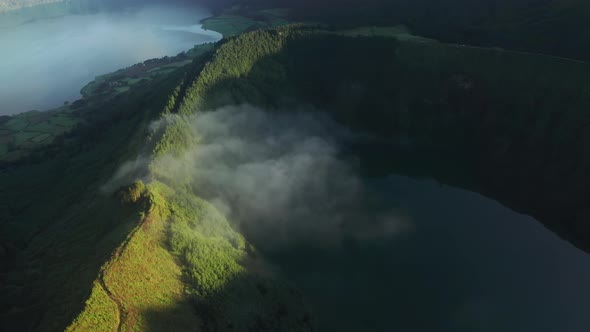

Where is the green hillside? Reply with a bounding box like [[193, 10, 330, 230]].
[[241, 0, 590, 61], [1, 28, 312, 331], [3, 20, 590, 331], [152, 24, 590, 254], [0, 58, 188, 331]]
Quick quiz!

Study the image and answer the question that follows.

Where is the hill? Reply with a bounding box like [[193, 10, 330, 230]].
[[3, 20, 590, 332], [149, 24, 590, 254], [224, 0, 590, 62], [189, 25, 590, 252], [72, 23, 590, 329], [0, 38, 312, 331]]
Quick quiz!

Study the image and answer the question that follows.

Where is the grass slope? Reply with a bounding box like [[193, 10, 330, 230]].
[[67, 178, 312, 331], [2, 12, 309, 332], [0, 60, 189, 331], [0, 109, 78, 161], [65, 32, 313, 330], [67, 185, 200, 332]]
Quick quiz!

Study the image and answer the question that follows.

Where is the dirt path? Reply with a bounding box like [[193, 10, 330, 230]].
[[96, 216, 146, 332]]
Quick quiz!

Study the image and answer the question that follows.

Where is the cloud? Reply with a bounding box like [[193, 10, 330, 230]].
[[100, 156, 151, 194], [107, 104, 413, 251]]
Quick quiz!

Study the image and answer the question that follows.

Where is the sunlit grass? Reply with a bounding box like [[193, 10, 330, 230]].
[[68, 188, 200, 331], [66, 282, 120, 332]]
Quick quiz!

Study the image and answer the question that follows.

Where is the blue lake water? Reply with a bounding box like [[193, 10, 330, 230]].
[[0, 5, 221, 115]]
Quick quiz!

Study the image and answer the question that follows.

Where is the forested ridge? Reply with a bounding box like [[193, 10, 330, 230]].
[[225, 0, 590, 61], [160, 25, 590, 253], [3, 4, 590, 329]]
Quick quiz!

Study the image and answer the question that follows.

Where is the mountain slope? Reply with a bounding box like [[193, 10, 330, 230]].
[[164, 25, 590, 254], [0, 60, 188, 331], [230, 0, 590, 61], [71, 26, 590, 331], [1, 38, 313, 331], [4, 23, 590, 331]]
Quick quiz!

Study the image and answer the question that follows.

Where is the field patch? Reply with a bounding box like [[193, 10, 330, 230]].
[[49, 115, 77, 127], [14, 131, 40, 145], [124, 78, 142, 85], [0, 110, 79, 161], [202, 9, 290, 37], [202, 15, 263, 36], [3, 117, 29, 131], [0, 131, 13, 142], [115, 86, 130, 94], [339, 26, 436, 42], [31, 133, 52, 143], [27, 121, 57, 133]]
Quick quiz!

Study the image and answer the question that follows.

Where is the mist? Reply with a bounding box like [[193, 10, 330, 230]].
[[149, 105, 413, 251], [0, 4, 221, 115], [105, 104, 590, 331]]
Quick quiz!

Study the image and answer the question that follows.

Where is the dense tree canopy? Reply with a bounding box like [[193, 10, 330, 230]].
[[220, 0, 590, 61]]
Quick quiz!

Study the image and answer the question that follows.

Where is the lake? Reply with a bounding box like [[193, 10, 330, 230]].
[[265, 175, 590, 331], [0, 5, 222, 116], [182, 107, 590, 331]]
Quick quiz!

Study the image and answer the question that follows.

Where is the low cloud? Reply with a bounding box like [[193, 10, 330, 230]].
[[108, 104, 413, 251], [101, 156, 151, 194]]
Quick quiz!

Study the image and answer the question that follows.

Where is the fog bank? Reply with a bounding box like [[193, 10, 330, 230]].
[[148, 105, 413, 250]]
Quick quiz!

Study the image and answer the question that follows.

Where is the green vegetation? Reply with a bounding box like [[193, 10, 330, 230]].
[[37, 23, 590, 329], [338, 25, 435, 42], [66, 207, 194, 332], [201, 7, 290, 37], [66, 281, 120, 332], [156, 182, 310, 331], [81, 44, 215, 99], [0, 43, 216, 163], [164, 24, 590, 255], [4, 6, 590, 329], [0, 109, 78, 161], [0, 57, 190, 331], [0, 24, 314, 330], [67, 179, 312, 331], [255, 0, 590, 61]]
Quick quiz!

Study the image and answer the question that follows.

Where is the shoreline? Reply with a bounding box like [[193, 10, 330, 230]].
[[2, 6, 291, 117], [0, 7, 291, 161]]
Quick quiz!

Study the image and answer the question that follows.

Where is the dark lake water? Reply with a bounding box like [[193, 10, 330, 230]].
[[267, 175, 590, 331], [0, 5, 221, 116], [181, 108, 590, 331]]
